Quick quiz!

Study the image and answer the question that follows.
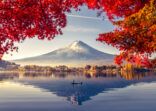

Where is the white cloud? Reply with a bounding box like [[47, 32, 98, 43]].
[[67, 14, 109, 21], [63, 26, 100, 33]]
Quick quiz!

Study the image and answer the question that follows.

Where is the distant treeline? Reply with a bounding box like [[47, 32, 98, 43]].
[[0, 60, 20, 70]]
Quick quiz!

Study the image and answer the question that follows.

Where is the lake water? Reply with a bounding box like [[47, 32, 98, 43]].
[[0, 72, 156, 111]]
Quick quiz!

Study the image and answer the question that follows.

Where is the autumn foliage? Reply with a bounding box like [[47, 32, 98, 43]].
[[97, 0, 156, 67], [0, 0, 155, 67]]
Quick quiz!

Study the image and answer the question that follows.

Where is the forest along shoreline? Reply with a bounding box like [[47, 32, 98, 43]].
[[0, 60, 155, 76]]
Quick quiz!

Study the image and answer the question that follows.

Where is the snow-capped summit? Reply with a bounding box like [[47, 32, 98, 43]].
[[68, 40, 87, 49], [13, 41, 115, 67], [67, 40, 95, 53]]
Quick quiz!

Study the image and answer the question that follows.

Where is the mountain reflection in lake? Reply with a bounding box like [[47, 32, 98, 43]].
[[0, 71, 156, 111]]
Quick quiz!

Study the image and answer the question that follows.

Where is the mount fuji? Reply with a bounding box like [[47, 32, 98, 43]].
[[13, 41, 115, 67]]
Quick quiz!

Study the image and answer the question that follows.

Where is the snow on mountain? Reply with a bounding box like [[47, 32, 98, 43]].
[[13, 41, 115, 67]]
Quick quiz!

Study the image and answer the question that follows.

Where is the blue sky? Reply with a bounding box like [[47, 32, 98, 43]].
[[3, 6, 120, 60]]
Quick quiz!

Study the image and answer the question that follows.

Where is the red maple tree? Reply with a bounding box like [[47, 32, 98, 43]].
[[0, 0, 155, 67]]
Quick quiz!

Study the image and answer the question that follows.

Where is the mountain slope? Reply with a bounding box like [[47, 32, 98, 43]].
[[13, 41, 115, 66]]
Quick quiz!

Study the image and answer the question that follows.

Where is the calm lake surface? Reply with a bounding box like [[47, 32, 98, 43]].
[[0, 72, 156, 111]]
